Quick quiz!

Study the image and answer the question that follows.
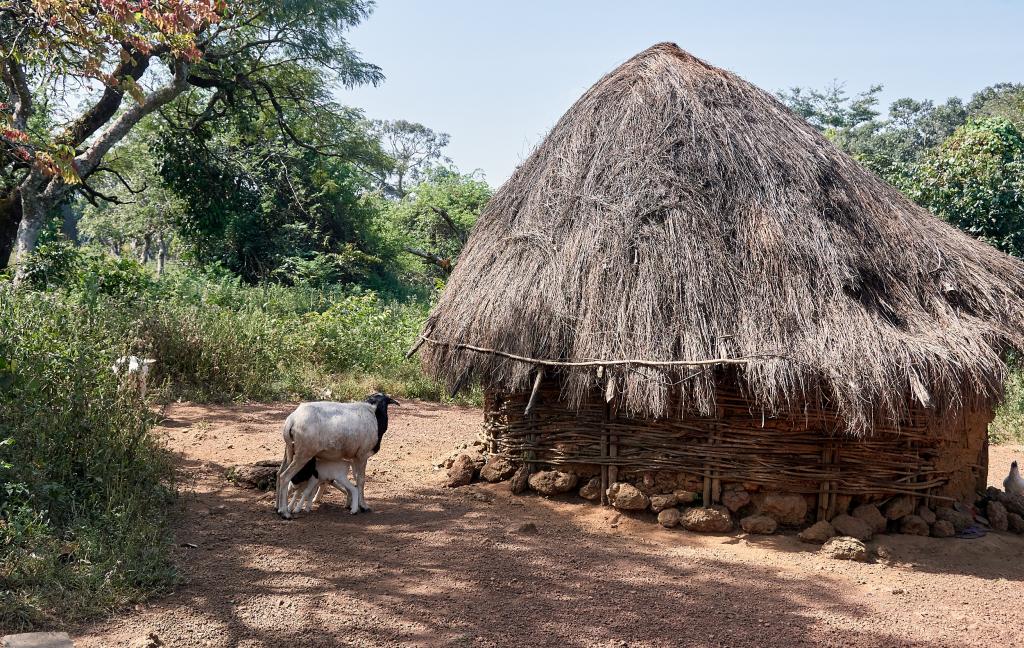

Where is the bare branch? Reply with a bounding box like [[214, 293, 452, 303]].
[[93, 165, 147, 194], [403, 246, 453, 274], [430, 205, 467, 245]]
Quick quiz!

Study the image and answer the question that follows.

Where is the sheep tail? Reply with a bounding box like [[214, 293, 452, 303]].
[[280, 415, 295, 473]]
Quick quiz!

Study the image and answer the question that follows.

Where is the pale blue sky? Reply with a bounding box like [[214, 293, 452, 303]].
[[341, 1, 1024, 186]]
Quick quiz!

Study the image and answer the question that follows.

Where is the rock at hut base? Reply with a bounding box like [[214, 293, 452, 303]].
[[674, 490, 699, 505], [930, 520, 956, 538], [608, 482, 650, 511], [509, 466, 529, 494], [480, 455, 516, 482], [916, 505, 937, 525], [831, 514, 873, 541], [650, 493, 678, 513], [1007, 512, 1024, 534], [898, 514, 930, 536], [740, 514, 777, 535], [883, 496, 915, 520], [682, 505, 733, 533], [722, 489, 751, 513], [798, 520, 835, 544], [935, 507, 973, 532], [851, 504, 887, 534], [445, 454, 477, 488], [986, 501, 1009, 532], [761, 493, 807, 525], [579, 477, 602, 501], [658, 508, 681, 528], [528, 470, 578, 496], [820, 536, 869, 562]]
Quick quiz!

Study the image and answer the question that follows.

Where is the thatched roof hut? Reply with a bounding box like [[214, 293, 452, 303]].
[[418, 43, 1024, 513]]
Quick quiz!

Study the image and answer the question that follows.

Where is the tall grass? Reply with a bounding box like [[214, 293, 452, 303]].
[[991, 369, 1024, 445], [0, 287, 176, 631]]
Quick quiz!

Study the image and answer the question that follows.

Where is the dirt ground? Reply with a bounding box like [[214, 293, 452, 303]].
[[72, 401, 1024, 647]]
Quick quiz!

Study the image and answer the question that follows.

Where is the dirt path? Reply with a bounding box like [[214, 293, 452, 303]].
[[73, 402, 1024, 647]]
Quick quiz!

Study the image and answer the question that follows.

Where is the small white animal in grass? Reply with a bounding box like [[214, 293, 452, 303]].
[[112, 356, 156, 398], [1004, 460, 1024, 497]]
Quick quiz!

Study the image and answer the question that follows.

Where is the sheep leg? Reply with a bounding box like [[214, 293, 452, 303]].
[[353, 456, 371, 513], [329, 473, 360, 515], [276, 453, 315, 519], [297, 479, 320, 513]]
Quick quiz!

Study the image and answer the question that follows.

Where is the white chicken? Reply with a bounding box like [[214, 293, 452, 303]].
[[1004, 461, 1024, 496]]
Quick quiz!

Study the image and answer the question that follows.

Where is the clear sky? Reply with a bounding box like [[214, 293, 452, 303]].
[[341, 1, 1024, 186]]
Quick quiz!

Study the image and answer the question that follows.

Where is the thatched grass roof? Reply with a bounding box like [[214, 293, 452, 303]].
[[419, 43, 1024, 434]]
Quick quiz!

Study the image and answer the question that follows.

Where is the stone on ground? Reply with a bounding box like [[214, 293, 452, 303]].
[[505, 521, 538, 535], [657, 508, 681, 528], [578, 477, 602, 501], [930, 519, 956, 538], [739, 514, 777, 535], [445, 453, 477, 488], [2, 634, 74, 648], [851, 504, 887, 534], [229, 463, 278, 490], [682, 505, 733, 533], [1008, 512, 1024, 534], [674, 490, 699, 505], [509, 466, 529, 494], [479, 455, 516, 482], [935, 507, 973, 532], [898, 514, 930, 536], [831, 514, 873, 541], [527, 470, 578, 496], [722, 489, 751, 513], [916, 505, 937, 525], [986, 501, 1008, 532], [820, 536, 869, 562], [608, 482, 650, 510], [883, 496, 914, 520], [797, 520, 835, 544], [650, 493, 678, 513], [760, 493, 807, 525]]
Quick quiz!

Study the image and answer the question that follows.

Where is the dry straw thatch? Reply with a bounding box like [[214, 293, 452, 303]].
[[420, 43, 1024, 434]]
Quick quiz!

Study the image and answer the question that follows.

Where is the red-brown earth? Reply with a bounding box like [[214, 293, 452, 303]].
[[73, 401, 1024, 647]]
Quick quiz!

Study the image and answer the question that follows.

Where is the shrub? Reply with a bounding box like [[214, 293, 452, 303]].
[[0, 287, 176, 630]]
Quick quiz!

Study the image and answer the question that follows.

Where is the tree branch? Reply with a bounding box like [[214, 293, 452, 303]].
[[4, 59, 32, 130], [403, 246, 452, 274], [430, 205, 467, 245], [62, 47, 159, 147], [93, 165, 147, 194], [73, 60, 190, 181]]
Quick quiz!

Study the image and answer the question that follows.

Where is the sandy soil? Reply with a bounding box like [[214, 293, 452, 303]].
[[72, 401, 1024, 647]]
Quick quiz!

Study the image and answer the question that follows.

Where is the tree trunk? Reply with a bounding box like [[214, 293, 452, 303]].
[[0, 190, 21, 270], [60, 202, 80, 244], [12, 196, 48, 285], [157, 234, 168, 275]]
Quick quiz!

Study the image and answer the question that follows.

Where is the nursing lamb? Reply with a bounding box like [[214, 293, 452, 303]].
[[276, 393, 399, 518]]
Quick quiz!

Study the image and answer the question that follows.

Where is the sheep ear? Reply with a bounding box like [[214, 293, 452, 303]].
[[387, 397, 400, 406]]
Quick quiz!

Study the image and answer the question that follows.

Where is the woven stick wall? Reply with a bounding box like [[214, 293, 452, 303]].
[[485, 381, 951, 512]]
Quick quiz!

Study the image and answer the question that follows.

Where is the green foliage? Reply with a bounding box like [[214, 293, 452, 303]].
[[0, 287, 177, 630], [16, 239, 154, 298], [373, 169, 492, 285], [991, 366, 1024, 445], [909, 119, 1024, 256]]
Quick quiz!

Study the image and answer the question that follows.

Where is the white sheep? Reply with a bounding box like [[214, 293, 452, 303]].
[[276, 392, 399, 518], [112, 355, 156, 398], [287, 458, 354, 514]]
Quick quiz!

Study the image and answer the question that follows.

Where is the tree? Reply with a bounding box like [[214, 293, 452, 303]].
[[910, 118, 1024, 257], [0, 0, 382, 282], [375, 168, 491, 281], [372, 119, 450, 197], [777, 82, 882, 131], [156, 67, 389, 283]]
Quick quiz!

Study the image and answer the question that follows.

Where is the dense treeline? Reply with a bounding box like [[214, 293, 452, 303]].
[[2, 0, 1023, 630]]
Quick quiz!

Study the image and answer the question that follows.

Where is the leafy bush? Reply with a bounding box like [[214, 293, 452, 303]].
[[991, 367, 1024, 445], [0, 287, 176, 630]]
